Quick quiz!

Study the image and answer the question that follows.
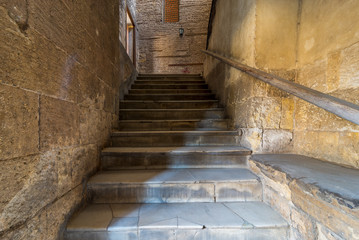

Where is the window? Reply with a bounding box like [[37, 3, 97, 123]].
[[164, 0, 179, 23], [126, 8, 135, 64]]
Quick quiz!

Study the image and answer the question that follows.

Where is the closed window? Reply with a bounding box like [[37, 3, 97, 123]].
[[164, 0, 179, 23]]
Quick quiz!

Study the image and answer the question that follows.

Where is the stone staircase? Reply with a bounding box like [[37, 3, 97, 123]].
[[64, 74, 289, 240]]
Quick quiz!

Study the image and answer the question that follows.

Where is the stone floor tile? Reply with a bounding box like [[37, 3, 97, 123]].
[[108, 217, 138, 231], [139, 229, 176, 240], [225, 202, 288, 227], [188, 168, 258, 182], [111, 204, 141, 218], [66, 204, 113, 231]]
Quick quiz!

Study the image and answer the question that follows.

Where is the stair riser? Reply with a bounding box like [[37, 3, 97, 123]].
[[101, 153, 249, 170], [137, 77, 202, 81], [119, 111, 225, 120], [111, 135, 239, 147], [118, 120, 228, 131], [131, 84, 208, 89], [135, 81, 205, 84], [65, 228, 289, 240], [129, 89, 211, 94], [120, 101, 220, 109], [88, 181, 262, 203], [125, 95, 215, 101]]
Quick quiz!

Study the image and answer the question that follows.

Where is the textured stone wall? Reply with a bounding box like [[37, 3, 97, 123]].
[[0, 0, 136, 239], [204, 0, 359, 168], [293, 0, 359, 168], [136, 0, 212, 74]]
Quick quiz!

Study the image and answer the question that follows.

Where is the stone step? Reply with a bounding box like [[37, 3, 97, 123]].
[[120, 100, 220, 109], [65, 202, 289, 240], [101, 146, 251, 170], [138, 74, 201, 78], [124, 93, 215, 101], [110, 130, 239, 147], [131, 84, 209, 89], [87, 168, 262, 203], [119, 109, 225, 120], [118, 119, 229, 131], [129, 89, 211, 94], [135, 80, 205, 85]]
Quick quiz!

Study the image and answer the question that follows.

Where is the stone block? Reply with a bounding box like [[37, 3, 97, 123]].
[[0, 208, 48, 240], [327, 50, 341, 92], [298, 0, 359, 65], [40, 96, 80, 150], [290, 181, 359, 240], [239, 128, 263, 152], [294, 99, 359, 132], [0, 155, 39, 213], [317, 223, 345, 240], [338, 132, 359, 169], [51, 145, 98, 197], [77, 64, 105, 109], [290, 207, 316, 240], [0, 13, 79, 102], [297, 60, 327, 92], [0, 151, 58, 232], [280, 98, 294, 130], [45, 185, 83, 239], [0, 84, 39, 160], [247, 97, 282, 129], [262, 130, 293, 153], [292, 131, 359, 167], [339, 41, 359, 89], [0, 0, 28, 32], [255, 0, 298, 69]]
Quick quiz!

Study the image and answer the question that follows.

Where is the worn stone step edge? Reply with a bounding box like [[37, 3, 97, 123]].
[[87, 169, 262, 203], [101, 146, 251, 155], [129, 89, 211, 93], [111, 130, 238, 136], [65, 202, 289, 240], [100, 147, 251, 170], [118, 119, 228, 123], [119, 108, 225, 112]]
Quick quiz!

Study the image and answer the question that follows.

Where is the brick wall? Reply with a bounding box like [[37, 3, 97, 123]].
[[136, 0, 212, 74], [0, 0, 136, 238]]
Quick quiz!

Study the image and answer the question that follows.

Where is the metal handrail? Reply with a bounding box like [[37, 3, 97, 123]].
[[203, 50, 359, 125]]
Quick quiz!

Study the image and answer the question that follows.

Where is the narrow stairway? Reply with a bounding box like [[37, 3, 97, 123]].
[[65, 74, 289, 240]]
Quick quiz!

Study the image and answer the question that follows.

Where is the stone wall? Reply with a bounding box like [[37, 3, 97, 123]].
[[136, 0, 212, 74], [0, 0, 136, 239], [204, 0, 359, 169]]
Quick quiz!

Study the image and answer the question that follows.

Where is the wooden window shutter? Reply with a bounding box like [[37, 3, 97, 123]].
[[164, 0, 179, 22]]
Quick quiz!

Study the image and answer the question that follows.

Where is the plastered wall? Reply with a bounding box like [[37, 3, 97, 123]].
[[136, 0, 212, 74], [0, 0, 136, 238], [204, 0, 359, 168]]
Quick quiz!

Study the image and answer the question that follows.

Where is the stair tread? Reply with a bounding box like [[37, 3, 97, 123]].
[[111, 130, 237, 135], [66, 202, 288, 232], [121, 100, 219, 102], [102, 146, 251, 154], [119, 108, 224, 112], [118, 119, 228, 122], [89, 168, 258, 184], [127, 93, 213, 96]]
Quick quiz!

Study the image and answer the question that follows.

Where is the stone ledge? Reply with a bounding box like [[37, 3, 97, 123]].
[[250, 154, 359, 209], [250, 154, 359, 239]]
